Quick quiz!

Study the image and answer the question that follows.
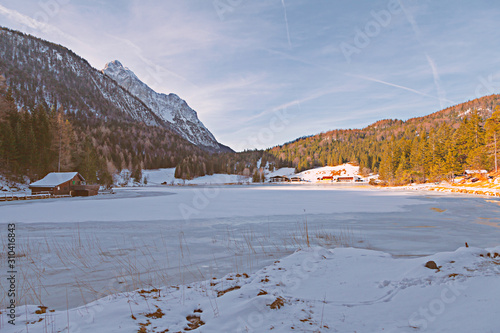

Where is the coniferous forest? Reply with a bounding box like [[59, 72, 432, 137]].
[[267, 97, 500, 185]]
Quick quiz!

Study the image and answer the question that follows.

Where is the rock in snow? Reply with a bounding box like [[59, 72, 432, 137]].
[[103, 60, 228, 151]]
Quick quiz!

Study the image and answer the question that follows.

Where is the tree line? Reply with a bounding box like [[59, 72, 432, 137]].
[[267, 107, 500, 185]]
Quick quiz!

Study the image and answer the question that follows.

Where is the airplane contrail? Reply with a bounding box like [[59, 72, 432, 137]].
[[347, 73, 455, 105], [398, 0, 447, 109], [281, 0, 292, 48]]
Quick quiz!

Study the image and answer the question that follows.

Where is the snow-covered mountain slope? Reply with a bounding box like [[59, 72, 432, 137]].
[[103, 60, 228, 151], [0, 28, 162, 127]]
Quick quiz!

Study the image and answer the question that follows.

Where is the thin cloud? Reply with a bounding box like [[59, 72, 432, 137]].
[[0, 4, 80, 45]]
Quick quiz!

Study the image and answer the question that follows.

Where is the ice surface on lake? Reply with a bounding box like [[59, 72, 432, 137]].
[[1, 185, 500, 310], [0, 185, 421, 223]]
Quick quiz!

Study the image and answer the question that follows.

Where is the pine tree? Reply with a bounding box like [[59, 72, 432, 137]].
[[77, 138, 100, 184], [1, 122, 17, 169], [485, 108, 500, 172], [53, 110, 74, 172]]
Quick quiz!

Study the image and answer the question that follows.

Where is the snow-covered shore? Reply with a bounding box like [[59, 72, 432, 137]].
[[391, 182, 500, 197], [2, 245, 499, 332]]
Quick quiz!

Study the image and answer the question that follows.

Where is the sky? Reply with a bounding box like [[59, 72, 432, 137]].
[[1, 1, 500, 151]]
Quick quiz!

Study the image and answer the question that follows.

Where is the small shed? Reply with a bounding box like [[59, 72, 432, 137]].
[[337, 176, 354, 182], [270, 175, 290, 182], [29, 172, 98, 196], [290, 176, 302, 182]]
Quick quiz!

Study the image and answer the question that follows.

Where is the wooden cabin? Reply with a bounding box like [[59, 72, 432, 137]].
[[270, 175, 290, 182], [337, 176, 354, 182], [318, 176, 334, 182], [290, 176, 302, 182], [29, 172, 99, 196]]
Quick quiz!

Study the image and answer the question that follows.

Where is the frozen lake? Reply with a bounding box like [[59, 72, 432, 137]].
[[1, 185, 500, 310]]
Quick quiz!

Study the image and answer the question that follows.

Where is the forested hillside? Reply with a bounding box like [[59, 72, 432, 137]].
[[2, 26, 500, 186], [268, 96, 500, 184], [0, 80, 210, 184], [0, 27, 229, 184], [0, 70, 278, 185]]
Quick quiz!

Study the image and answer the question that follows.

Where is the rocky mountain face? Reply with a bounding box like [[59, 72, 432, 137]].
[[102, 60, 230, 152], [0, 27, 230, 153]]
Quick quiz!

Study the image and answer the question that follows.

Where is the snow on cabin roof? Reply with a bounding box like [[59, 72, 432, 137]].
[[30, 172, 83, 187], [465, 170, 488, 174]]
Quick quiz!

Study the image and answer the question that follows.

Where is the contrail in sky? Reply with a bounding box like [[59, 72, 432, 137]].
[[398, 0, 447, 109], [347, 73, 455, 105], [281, 0, 292, 48]]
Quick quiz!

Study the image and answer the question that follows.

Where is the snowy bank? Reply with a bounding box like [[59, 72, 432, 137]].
[[297, 163, 362, 182], [394, 181, 500, 197], [120, 163, 364, 188], [2, 245, 499, 332], [114, 168, 252, 186], [0, 174, 29, 193]]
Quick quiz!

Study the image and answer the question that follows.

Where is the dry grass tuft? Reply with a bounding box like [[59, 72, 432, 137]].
[[144, 307, 165, 319], [185, 315, 205, 331], [217, 286, 241, 297], [137, 320, 151, 333], [35, 306, 48, 314], [268, 296, 285, 309]]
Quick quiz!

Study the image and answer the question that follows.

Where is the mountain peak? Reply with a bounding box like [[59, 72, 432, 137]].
[[102, 60, 137, 80], [102, 60, 229, 152], [104, 60, 124, 69]]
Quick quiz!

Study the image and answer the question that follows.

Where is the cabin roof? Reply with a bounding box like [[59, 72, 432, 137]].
[[30, 172, 84, 188], [465, 170, 487, 174]]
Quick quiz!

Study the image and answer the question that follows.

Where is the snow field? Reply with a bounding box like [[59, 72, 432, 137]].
[[2, 186, 500, 332], [2, 245, 499, 332]]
